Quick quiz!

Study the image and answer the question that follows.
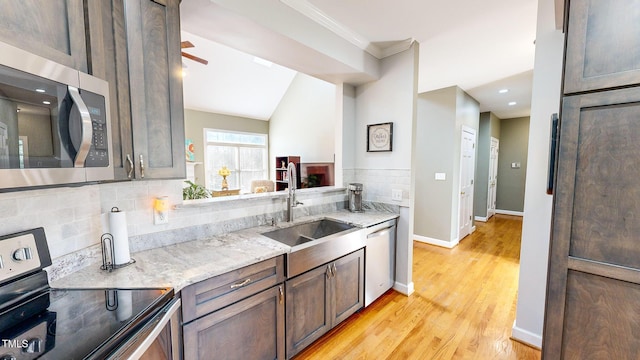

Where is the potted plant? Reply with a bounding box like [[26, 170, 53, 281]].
[[183, 181, 211, 200]]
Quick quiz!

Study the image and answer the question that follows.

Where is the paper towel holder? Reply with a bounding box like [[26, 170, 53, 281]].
[[100, 207, 136, 272], [100, 232, 136, 272]]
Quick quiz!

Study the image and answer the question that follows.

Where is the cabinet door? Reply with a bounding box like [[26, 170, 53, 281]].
[[564, 0, 640, 94], [331, 249, 364, 326], [124, 0, 185, 179], [0, 0, 87, 72], [183, 285, 285, 360], [85, 0, 135, 180], [285, 264, 331, 358], [543, 88, 640, 358]]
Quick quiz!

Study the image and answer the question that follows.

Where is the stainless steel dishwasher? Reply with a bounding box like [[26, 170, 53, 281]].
[[365, 219, 397, 307]]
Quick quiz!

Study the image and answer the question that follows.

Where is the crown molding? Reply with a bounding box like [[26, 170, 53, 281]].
[[378, 38, 416, 58], [280, 0, 388, 58]]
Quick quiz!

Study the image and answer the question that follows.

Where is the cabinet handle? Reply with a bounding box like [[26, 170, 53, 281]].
[[67, 86, 93, 167], [126, 154, 134, 179], [332, 263, 337, 277], [230, 278, 251, 289], [139, 154, 145, 178], [326, 265, 332, 279], [279, 286, 284, 304]]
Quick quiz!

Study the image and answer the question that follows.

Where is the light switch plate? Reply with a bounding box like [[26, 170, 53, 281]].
[[435, 173, 446, 181], [392, 189, 402, 201]]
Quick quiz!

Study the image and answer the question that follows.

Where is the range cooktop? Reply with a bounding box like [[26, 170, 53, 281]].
[[0, 287, 173, 360], [0, 228, 174, 359]]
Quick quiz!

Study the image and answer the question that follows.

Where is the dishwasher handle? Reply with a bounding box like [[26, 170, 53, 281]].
[[367, 226, 394, 239]]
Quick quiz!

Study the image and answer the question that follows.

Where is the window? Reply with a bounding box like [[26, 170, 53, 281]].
[[204, 129, 268, 193]]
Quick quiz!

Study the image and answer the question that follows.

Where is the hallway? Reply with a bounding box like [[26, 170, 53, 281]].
[[295, 214, 541, 359]]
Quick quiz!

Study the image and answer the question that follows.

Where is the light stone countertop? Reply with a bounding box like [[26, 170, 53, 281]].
[[50, 210, 398, 292]]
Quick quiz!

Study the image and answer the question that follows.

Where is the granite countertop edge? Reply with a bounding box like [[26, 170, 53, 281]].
[[50, 210, 399, 293]]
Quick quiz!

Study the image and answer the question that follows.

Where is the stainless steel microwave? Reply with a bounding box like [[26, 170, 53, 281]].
[[0, 41, 113, 190]]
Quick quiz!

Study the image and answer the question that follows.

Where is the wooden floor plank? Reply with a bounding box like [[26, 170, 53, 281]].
[[293, 214, 541, 360]]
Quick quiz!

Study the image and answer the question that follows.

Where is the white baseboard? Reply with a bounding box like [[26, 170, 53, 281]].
[[393, 281, 414, 296], [414, 234, 459, 249], [474, 216, 488, 222], [496, 209, 524, 217], [511, 322, 542, 349], [471, 225, 476, 233]]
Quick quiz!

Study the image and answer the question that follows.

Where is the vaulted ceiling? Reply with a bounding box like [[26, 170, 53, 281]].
[[180, 0, 539, 120]]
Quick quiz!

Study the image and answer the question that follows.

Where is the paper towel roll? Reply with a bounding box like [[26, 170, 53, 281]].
[[101, 212, 110, 234], [116, 290, 133, 321], [109, 208, 131, 265]]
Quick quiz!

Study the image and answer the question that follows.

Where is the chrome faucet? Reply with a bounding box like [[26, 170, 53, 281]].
[[287, 162, 303, 222]]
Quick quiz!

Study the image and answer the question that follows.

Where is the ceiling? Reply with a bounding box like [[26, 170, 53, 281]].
[[180, 0, 539, 120]]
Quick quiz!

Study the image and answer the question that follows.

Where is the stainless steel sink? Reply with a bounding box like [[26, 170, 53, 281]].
[[262, 219, 354, 247], [262, 218, 365, 277]]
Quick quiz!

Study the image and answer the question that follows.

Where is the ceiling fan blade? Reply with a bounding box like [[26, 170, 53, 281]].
[[181, 40, 194, 49], [181, 52, 209, 65]]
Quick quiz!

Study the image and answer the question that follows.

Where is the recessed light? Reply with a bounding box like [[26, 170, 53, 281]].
[[42, 101, 51, 105], [35, 88, 45, 93], [508, 101, 517, 106], [499, 89, 509, 94]]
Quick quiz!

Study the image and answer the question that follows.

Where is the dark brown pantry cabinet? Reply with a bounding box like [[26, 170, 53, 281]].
[[543, 0, 640, 358], [285, 249, 364, 359], [87, 0, 186, 180]]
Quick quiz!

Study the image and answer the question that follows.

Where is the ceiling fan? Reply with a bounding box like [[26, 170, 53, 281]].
[[181, 41, 208, 65]]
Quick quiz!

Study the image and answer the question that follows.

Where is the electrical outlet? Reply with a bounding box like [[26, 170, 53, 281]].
[[392, 189, 402, 201]]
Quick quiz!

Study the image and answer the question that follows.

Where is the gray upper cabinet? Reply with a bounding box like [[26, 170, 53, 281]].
[[124, 0, 185, 180], [564, 0, 640, 94], [87, 0, 185, 180], [0, 0, 88, 72]]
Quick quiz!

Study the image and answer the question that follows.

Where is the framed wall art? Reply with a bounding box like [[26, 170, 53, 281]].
[[367, 122, 393, 152]]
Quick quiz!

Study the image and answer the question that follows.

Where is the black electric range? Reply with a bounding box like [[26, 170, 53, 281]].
[[0, 228, 174, 360]]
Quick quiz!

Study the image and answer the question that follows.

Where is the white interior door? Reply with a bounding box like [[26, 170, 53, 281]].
[[487, 137, 499, 219], [458, 127, 476, 240]]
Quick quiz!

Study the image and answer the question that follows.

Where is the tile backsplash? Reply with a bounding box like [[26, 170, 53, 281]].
[[0, 180, 349, 281], [0, 180, 181, 260], [343, 168, 411, 207]]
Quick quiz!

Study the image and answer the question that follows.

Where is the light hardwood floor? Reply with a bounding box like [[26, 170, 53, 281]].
[[294, 214, 541, 360]]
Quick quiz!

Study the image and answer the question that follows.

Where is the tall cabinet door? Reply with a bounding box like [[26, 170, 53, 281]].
[[124, 0, 185, 179], [564, 0, 640, 94], [86, 0, 135, 180], [543, 87, 640, 358], [0, 0, 87, 72]]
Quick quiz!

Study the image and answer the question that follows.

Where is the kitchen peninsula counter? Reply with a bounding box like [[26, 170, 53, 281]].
[[50, 210, 399, 292]]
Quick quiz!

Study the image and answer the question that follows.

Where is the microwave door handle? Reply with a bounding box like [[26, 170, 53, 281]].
[[68, 86, 93, 167]]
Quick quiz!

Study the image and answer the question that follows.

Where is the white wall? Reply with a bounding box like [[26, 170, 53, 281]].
[[269, 72, 336, 177], [354, 51, 415, 172], [413, 86, 479, 246], [512, 0, 564, 348], [346, 42, 419, 295]]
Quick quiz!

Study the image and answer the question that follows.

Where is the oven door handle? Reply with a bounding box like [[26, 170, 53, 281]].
[[113, 297, 181, 360]]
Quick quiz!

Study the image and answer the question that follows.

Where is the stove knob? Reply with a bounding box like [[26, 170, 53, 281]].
[[22, 338, 42, 354], [12, 247, 32, 261]]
